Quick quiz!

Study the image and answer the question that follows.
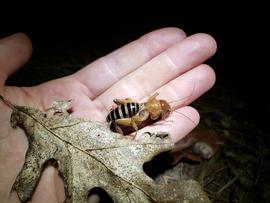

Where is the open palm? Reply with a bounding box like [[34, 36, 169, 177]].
[[0, 28, 216, 203]]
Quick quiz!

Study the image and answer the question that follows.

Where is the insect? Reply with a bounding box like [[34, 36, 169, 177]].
[[106, 92, 178, 135]]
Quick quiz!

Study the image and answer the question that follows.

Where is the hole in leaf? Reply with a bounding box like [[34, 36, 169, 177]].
[[143, 151, 173, 179], [24, 159, 61, 202], [43, 158, 59, 168], [88, 187, 113, 203]]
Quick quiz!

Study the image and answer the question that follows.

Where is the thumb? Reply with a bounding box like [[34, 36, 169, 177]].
[[0, 33, 33, 88]]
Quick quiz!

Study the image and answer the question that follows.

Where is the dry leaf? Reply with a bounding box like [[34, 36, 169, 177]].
[[1, 96, 210, 203]]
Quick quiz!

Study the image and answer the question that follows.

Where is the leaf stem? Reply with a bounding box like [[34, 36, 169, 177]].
[[0, 95, 15, 110]]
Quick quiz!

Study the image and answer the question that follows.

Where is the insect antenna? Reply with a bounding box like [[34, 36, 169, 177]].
[[167, 83, 197, 126], [168, 82, 196, 107], [0, 95, 15, 110], [172, 109, 197, 126], [168, 95, 191, 105]]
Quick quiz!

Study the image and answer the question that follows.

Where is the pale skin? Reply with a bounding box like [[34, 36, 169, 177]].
[[0, 28, 216, 203]]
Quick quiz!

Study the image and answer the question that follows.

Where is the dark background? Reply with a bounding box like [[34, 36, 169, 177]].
[[1, 5, 268, 132]]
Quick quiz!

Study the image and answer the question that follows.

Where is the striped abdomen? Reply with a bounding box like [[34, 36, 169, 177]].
[[106, 102, 141, 122]]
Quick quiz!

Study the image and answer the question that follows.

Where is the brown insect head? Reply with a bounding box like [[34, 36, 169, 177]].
[[143, 93, 172, 120]]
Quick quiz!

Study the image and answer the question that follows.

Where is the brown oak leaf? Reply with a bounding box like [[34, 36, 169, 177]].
[[1, 96, 210, 203]]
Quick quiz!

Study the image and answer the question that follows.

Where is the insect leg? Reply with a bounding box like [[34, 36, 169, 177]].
[[146, 92, 159, 102], [112, 122, 124, 134], [114, 118, 139, 134], [114, 111, 150, 134], [150, 113, 161, 120], [113, 98, 137, 105], [131, 111, 150, 133], [115, 118, 136, 127]]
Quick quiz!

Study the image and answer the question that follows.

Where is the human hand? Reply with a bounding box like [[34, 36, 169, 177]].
[[0, 28, 216, 202]]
